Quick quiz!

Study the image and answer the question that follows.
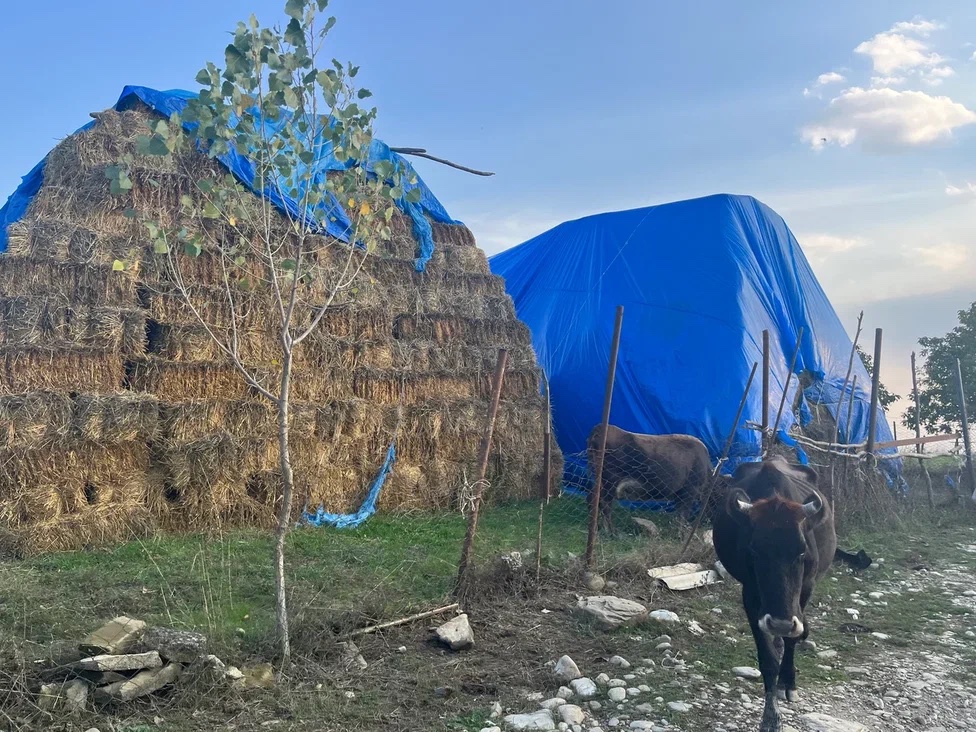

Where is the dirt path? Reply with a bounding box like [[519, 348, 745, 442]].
[[478, 526, 976, 732]]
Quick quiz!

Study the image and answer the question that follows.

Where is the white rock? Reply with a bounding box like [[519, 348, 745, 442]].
[[630, 723, 656, 730], [667, 701, 692, 712], [557, 686, 574, 699], [595, 673, 611, 686], [608, 679, 626, 688], [503, 709, 557, 731], [649, 610, 680, 624], [435, 614, 474, 650], [732, 666, 761, 680], [576, 596, 649, 630], [609, 655, 631, 669], [655, 642, 671, 651], [491, 701, 504, 718], [871, 632, 890, 641], [558, 705, 585, 725], [687, 620, 705, 636], [608, 687, 627, 703], [571, 678, 599, 700], [481, 728, 502, 732], [555, 655, 583, 682], [541, 698, 568, 710], [584, 572, 607, 592], [816, 650, 838, 660], [798, 712, 868, 732]]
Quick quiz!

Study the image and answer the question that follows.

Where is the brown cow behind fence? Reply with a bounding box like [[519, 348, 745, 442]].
[[587, 424, 711, 532]]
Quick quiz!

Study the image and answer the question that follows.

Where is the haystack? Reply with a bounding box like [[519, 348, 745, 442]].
[[0, 102, 561, 554]]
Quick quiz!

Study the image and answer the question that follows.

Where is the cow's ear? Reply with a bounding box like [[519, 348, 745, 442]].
[[801, 490, 826, 527], [728, 487, 753, 524]]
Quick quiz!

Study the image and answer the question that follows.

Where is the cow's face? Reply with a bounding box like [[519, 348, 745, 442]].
[[729, 490, 826, 638]]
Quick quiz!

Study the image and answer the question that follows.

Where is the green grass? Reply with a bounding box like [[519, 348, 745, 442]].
[[0, 498, 651, 655]]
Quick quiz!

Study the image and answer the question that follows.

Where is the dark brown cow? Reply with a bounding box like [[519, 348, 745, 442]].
[[713, 456, 837, 732], [587, 424, 711, 532]]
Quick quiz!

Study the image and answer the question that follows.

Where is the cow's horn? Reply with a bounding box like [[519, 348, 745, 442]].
[[733, 489, 753, 513], [802, 491, 824, 517]]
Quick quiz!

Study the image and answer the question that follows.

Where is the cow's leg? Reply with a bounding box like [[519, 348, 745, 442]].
[[778, 584, 813, 702], [743, 584, 784, 732]]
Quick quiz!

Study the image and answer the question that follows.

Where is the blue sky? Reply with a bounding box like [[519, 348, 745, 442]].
[[2, 1, 976, 419]]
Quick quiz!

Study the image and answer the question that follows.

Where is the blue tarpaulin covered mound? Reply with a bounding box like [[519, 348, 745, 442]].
[[489, 194, 901, 493], [0, 86, 461, 271]]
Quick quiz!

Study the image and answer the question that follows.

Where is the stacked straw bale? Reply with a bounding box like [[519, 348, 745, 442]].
[[0, 104, 561, 555]]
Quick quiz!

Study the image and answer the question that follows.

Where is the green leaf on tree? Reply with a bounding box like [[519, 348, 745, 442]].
[[112, 259, 126, 271], [284, 0, 305, 20]]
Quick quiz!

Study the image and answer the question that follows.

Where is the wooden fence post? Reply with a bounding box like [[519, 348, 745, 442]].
[[865, 328, 883, 455], [585, 306, 624, 571], [455, 348, 508, 594], [955, 358, 976, 502], [761, 330, 770, 456], [910, 352, 935, 509]]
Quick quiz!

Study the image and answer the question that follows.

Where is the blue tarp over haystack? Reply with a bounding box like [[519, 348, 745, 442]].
[[0, 85, 460, 271], [489, 194, 902, 488]]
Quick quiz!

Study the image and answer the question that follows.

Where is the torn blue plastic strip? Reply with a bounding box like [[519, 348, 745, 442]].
[[300, 441, 396, 529]]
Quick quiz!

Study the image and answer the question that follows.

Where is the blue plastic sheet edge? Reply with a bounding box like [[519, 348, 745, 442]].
[[300, 442, 396, 529], [0, 85, 462, 272]]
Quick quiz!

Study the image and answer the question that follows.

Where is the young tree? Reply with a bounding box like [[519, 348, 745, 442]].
[[108, 0, 415, 667], [855, 345, 899, 409], [903, 302, 976, 434]]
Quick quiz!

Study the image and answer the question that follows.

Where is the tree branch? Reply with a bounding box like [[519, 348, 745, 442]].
[[389, 148, 494, 177]]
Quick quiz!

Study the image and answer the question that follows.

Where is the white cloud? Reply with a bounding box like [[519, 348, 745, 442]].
[[816, 71, 846, 86], [799, 233, 868, 260], [945, 182, 976, 197], [801, 87, 976, 151], [971, 50, 976, 61], [854, 20, 945, 75], [891, 18, 943, 35], [797, 234, 867, 254], [909, 242, 969, 271], [803, 71, 847, 97], [871, 75, 906, 88], [923, 65, 955, 85], [459, 211, 561, 256]]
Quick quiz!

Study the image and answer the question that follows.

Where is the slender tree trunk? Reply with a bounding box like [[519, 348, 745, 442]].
[[274, 348, 295, 670]]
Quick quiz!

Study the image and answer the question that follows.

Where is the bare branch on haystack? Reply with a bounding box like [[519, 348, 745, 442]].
[[390, 147, 495, 177]]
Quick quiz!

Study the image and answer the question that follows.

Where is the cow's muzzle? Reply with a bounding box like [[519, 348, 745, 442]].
[[759, 614, 804, 638]]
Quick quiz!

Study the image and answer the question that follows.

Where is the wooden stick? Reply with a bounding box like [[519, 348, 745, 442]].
[[911, 351, 935, 509], [761, 330, 770, 456], [389, 147, 495, 176], [586, 306, 625, 570], [339, 603, 460, 639], [771, 327, 805, 442], [865, 328, 883, 455], [678, 361, 758, 561], [455, 349, 508, 594]]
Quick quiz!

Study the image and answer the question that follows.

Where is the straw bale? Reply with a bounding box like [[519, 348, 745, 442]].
[[0, 299, 145, 354], [73, 393, 160, 443], [392, 314, 531, 345], [127, 358, 274, 401], [0, 348, 123, 395], [0, 392, 73, 449], [431, 222, 477, 248], [160, 399, 317, 442], [0, 442, 150, 515], [299, 334, 395, 371], [3, 217, 142, 266], [426, 245, 491, 275], [0, 257, 138, 308], [147, 322, 280, 365], [0, 506, 153, 556]]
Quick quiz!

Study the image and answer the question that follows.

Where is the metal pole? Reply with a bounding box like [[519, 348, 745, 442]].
[[772, 327, 805, 440], [455, 348, 508, 594], [761, 330, 770, 456], [679, 361, 758, 560], [585, 305, 624, 571], [865, 328, 883, 455], [955, 358, 976, 501], [911, 352, 935, 509]]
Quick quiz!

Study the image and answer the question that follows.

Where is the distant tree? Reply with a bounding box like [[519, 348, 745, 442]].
[[902, 302, 976, 434], [856, 345, 899, 409]]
